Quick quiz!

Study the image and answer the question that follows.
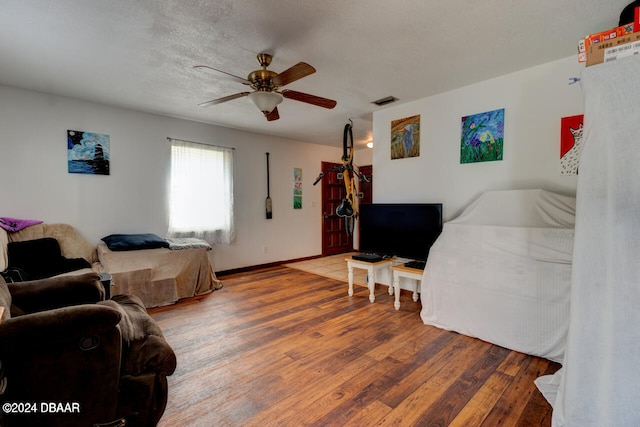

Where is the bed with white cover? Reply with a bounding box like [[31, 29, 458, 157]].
[[420, 189, 575, 362]]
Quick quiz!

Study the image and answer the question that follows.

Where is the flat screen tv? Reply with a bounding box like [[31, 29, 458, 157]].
[[358, 203, 443, 261]]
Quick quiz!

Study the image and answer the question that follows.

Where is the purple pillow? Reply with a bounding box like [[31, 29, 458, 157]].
[[0, 217, 43, 232]]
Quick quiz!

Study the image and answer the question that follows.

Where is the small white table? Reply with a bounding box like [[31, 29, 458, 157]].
[[391, 264, 423, 310], [345, 256, 395, 303]]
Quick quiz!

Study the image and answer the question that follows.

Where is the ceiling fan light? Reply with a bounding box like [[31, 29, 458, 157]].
[[247, 91, 283, 113]]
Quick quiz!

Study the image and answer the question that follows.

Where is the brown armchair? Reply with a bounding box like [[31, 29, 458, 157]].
[[0, 273, 176, 427]]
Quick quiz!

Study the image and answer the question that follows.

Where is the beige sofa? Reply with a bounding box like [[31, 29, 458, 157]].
[[0, 223, 99, 275], [1, 223, 222, 308]]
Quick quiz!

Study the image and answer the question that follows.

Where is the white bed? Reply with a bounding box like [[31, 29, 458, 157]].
[[420, 189, 575, 362]]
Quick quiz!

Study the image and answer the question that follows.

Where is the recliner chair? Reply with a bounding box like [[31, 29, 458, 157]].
[[0, 272, 176, 427]]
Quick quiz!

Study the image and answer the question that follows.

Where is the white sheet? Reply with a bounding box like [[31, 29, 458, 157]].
[[420, 189, 575, 362], [536, 55, 640, 426], [450, 188, 576, 228]]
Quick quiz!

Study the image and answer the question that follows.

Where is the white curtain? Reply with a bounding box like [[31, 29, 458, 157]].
[[168, 138, 235, 244], [536, 56, 640, 426]]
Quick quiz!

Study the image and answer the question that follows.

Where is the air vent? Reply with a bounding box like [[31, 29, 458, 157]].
[[372, 96, 398, 106]]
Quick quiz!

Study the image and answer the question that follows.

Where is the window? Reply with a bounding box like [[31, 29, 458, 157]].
[[168, 138, 234, 244]]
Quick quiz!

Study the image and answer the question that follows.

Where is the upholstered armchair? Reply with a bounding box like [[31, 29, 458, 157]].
[[0, 272, 176, 427]]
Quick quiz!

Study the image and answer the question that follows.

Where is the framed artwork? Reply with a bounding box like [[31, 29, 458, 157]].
[[293, 167, 302, 209], [460, 108, 504, 164], [560, 114, 584, 175], [67, 129, 110, 175], [391, 115, 420, 159]]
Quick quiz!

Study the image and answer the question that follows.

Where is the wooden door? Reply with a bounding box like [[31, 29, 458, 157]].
[[321, 161, 353, 255]]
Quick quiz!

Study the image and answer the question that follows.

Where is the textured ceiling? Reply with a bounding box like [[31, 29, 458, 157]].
[[0, 0, 630, 148]]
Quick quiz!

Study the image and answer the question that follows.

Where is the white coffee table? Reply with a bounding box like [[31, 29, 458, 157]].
[[345, 256, 395, 303], [391, 264, 423, 310]]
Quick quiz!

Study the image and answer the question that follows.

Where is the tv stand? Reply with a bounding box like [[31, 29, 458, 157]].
[[345, 256, 395, 303], [391, 264, 423, 310]]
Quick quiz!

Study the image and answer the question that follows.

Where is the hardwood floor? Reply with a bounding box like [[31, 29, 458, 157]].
[[149, 266, 559, 427]]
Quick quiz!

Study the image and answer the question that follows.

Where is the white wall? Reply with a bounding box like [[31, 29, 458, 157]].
[[0, 84, 350, 271], [0, 54, 579, 273], [373, 55, 585, 221]]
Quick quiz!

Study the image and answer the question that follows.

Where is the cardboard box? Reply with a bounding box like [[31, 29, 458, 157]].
[[586, 32, 640, 66], [579, 23, 635, 63], [578, 5, 638, 64]]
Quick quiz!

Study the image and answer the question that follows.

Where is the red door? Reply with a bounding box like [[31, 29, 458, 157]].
[[321, 161, 353, 255]]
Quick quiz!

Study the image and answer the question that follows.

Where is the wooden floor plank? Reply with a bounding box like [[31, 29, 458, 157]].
[[481, 356, 554, 426], [448, 371, 513, 427], [375, 337, 493, 426], [150, 266, 560, 427], [411, 345, 512, 426]]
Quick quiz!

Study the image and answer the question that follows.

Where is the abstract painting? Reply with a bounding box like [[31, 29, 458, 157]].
[[560, 114, 584, 175], [67, 130, 110, 175], [391, 115, 420, 159], [460, 108, 504, 164], [293, 167, 302, 209]]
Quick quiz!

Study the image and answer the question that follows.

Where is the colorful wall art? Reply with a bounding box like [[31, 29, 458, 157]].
[[460, 108, 504, 164], [560, 114, 584, 175], [391, 115, 420, 159], [67, 129, 110, 175], [293, 167, 302, 209]]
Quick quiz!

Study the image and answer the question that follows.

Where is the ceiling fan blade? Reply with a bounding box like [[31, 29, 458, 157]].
[[272, 62, 316, 87], [282, 90, 337, 109], [264, 107, 280, 121], [198, 92, 250, 107], [193, 65, 250, 85]]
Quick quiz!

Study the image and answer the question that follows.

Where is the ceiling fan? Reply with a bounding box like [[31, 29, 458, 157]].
[[194, 53, 337, 121]]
